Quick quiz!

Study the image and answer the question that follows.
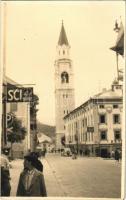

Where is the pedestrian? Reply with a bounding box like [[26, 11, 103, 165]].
[[72, 150, 77, 159], [79, 149, 82, 156], [1, 151, 11, 196], [114, 149, 120, 162], [111, 150, 115, 159], [16, 153, 47, 196]]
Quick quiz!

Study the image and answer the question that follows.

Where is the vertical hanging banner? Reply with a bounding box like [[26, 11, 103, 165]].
[[7, 87, 33, 102], [6, 113, 14, 134]]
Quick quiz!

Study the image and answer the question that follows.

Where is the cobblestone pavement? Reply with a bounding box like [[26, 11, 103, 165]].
[[9, 153, 121, 198]]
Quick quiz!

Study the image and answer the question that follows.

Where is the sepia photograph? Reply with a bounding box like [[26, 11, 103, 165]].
[[0, 1, 125, 199]]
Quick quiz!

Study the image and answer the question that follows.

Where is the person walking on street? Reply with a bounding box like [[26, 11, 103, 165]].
[[114, 149, 120, 163], [16, 153, 47, 196], [111, 150, 115, 159]]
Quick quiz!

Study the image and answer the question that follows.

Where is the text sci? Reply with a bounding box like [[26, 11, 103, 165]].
[[7, 87, 33, 102]]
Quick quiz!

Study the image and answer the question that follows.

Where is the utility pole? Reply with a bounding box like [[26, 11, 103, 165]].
[[2, 2, 7, 148], [27, 102, 30, 151]]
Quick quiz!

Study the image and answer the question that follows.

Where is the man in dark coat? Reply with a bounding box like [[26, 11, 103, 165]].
[[115, 149, 120, 162], [16, 154, 47, 196]]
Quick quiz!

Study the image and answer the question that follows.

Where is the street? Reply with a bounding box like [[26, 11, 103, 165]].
[[9, 153, 121, 198]]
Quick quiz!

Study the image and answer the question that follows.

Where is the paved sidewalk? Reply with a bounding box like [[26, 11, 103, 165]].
[[43, 158, 67, 196], [9, 159, 23, 196]]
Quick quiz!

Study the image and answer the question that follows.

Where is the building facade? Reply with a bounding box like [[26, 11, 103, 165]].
[[2, 76, 38, 157], [64, 81, 122, 157], [55, 22, 75, 149]]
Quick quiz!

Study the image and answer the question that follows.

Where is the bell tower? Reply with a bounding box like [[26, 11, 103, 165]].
[[55, 21, 75, 149]]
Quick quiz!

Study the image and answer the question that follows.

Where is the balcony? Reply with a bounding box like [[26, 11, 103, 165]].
[[113, 124, 121, 130], [98, 109, 106, 114], [100, 140, 108, 144], [98, 123, 108, 130]]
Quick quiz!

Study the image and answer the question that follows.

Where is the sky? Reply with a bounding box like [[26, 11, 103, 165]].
[[3, 1, 125, 126]]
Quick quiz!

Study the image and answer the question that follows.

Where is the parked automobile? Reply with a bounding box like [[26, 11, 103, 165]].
[[61, 148, 72, 157]]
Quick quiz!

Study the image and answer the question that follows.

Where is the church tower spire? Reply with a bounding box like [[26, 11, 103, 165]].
[[58, 21, 69, 46], [55, 22, 75, 149]]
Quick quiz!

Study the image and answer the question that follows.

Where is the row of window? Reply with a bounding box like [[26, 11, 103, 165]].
[[99, 104, 119, 109], [67, 114, 120, 128], [66, 104, 121, 121], [100, 114, 120, 124], [66, 114, 121, 134], [59, 50, 69, 55], [100, 130, 121, 140], [67, 130, 121, 143], [63, 94, 68, 98]]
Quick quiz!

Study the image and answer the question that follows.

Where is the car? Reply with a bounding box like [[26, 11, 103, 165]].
[[61, 148, 72, 157]]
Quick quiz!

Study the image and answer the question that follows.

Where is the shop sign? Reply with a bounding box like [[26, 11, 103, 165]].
[[7, 87, 33, 102]]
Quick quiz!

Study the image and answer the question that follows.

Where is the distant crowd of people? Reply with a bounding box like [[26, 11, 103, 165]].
[[51, 147, 122, 162]]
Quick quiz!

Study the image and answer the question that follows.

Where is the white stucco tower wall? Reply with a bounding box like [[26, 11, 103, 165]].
[[55, 22, 75, 149]]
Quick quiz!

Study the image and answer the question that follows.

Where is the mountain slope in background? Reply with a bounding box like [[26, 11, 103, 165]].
[[37, 122, 56, 139]]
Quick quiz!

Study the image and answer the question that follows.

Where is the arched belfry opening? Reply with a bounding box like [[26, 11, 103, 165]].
[[61, 71, 69, 83]]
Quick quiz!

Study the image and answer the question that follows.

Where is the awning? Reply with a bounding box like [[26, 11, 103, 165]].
[[37, 133, 52, 143]]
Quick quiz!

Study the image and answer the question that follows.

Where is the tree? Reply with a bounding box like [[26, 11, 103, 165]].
[[7, 114, 26, 143], [7, 113, 26, 158]]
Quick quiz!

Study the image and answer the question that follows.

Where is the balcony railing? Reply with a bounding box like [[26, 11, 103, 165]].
[[98, 123, 108, 130]]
